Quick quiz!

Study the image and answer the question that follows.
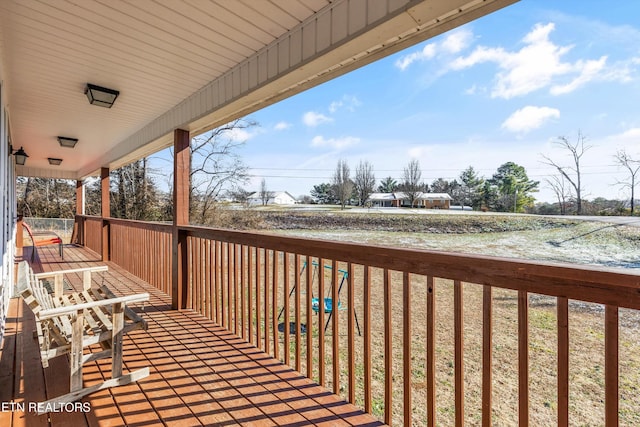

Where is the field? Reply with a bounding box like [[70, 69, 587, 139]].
[[241, 207, 640, 268], [236, 208, 640, 425]]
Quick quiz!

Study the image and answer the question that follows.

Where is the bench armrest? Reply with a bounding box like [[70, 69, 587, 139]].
[[35, 266, 109, 295], [34, 266, 109, 280], [37, 293, 149, 320]]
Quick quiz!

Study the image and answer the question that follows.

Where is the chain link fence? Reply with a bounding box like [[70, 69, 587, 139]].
[[23, 217, 74, 244]]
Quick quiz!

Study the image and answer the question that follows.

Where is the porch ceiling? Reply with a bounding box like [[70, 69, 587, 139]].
[[1, 0, 517, 180]]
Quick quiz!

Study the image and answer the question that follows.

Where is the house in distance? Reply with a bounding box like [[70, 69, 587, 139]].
[[368, 192, 453, 209]]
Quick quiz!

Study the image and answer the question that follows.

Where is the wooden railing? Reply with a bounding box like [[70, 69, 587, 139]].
[[76, 216, 103, 255], [77, 216, 640, 426], [108, 218, 173, 296]]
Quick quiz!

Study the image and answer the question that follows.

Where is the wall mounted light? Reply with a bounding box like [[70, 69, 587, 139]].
[[48, 158, 63, 166], [57, 136, 78, 148], [85, 83, 120, 108], [13, 146, 28, 165]]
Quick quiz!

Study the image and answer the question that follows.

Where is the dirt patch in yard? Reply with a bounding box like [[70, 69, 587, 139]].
[[231, 210, 581, 233]]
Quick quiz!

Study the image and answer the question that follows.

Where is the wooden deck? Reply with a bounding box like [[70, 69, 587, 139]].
[[1, 244, 383, 427]]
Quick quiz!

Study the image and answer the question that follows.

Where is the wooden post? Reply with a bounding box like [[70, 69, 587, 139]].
[[16, 215, 24, 253], [75, 180, 85, 245], [100, 167, 110, 261], [76, 179, 85, 215], [111, 303, 124, 379], [70, 311, 84, 392], [172, 128, 190, 310]]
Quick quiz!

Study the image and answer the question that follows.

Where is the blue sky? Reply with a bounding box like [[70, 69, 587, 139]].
[[173, 1, 640, 204]]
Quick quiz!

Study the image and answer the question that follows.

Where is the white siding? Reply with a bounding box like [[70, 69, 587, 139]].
[[0, 78, 17, 345]]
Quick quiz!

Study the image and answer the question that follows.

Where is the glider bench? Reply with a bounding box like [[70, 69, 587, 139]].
[[22, 222, 64, 261], [16, 261, 150, 414]]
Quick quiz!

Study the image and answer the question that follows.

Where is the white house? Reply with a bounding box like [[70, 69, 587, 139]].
[[368, 192, 453, 208], [248, 191, 297, 206]]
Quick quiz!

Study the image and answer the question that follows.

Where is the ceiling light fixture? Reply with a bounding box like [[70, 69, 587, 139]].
[[57, 136, 79, 148], [85, 83, 120, 108], [13, 147, 28, 165], [48, 158, 63, 166]]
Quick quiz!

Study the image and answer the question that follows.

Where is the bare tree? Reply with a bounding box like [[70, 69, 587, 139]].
[[259, 178, 273, 206], [613, 149, 640, 215], [353, 160, 376, 206], [17, 177, 76, 218], [189, 118, 256, 224], [332, 159, 353, 210], [541, 130, 591, 215], [402, 159, 423, 207], [228, 187, 253, 207], [546, 174, 571, 215]]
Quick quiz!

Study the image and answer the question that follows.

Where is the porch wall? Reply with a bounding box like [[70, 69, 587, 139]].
[[0, 76, 18, 346]]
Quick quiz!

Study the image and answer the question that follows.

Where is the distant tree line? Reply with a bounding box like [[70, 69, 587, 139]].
[[310, 159, 540, 213], [14, 128, 640, 219]]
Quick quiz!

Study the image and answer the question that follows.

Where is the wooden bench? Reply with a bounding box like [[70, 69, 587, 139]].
[[22, 222, 64, 261], [16, 261, 150, 414]]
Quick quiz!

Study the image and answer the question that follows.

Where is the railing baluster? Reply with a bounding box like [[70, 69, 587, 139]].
[[227, 242, 233, 331], [557, 296, 569, 427], [248, 246, 254, 345], [483, 285, 493, 427], [203, 239, 209, 319], [518, 290, 529, 427], [363, 265, 371, 414], [240, 245, 246, 340], [348, 263, 356, 404], [295, 255, 301, 372], [454, 280, 464, 427], [427, 276, 435, 427], [189, 236, 194, 311], [284, 252, 291, 366], [404, 272, 412, 426], [265, 249, 270, 355], [306, 255, 313, 379], [332, 259, 340, 396], [215, 241, 220, 323], [222, 242, 228, 329], [605, 305, 619, 427], [195, 237, 201, 313], [273, 250, 279, 360], [235, 244, 240, 335], [256, 247, 262, 350], [384, 268, 392, 426], [318, 257, 326, 386]]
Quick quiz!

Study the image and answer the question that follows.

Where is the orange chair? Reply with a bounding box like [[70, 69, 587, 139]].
[[22, 222, 63, 261]]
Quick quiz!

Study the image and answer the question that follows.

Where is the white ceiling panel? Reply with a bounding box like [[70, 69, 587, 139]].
[[0, 0, 517, 179]]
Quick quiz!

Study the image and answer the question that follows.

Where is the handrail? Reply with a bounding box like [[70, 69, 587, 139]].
[[178, 224, 640, 309]]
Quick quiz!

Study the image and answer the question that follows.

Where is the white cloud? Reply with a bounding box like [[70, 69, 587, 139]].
[[274, 121, 291, 131], [395, 29, 473, 70], [407, 146, 434, 158], [310, 135, 360, 150], [502, 106, 560, 133], [550, 56, 607, 95], [450, 22, 620, 99], [303, 111, 333, 127], [328, 95, 361, 113], [225, 127, 254, 141], [441, 29, 474, 54], [396, 43, 437, 70], [604, 127, 640, 148]]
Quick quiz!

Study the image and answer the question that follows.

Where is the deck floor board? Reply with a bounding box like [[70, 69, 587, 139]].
[[1, 245, 384, 426]]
